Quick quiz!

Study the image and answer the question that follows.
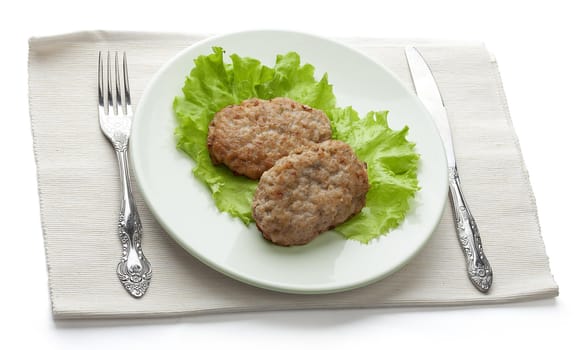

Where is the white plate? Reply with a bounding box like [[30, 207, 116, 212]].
[[131, 30, 448, 294]]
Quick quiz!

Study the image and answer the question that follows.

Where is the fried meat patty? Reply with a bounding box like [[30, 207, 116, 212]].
[[207, 97, 332, 179], [252, 140, 369, 246]]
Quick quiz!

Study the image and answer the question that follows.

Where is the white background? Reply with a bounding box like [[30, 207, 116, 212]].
[[1, 0, 578, 348]]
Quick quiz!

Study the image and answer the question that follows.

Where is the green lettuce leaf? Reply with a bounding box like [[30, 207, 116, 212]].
[[326, 108, 420, 242], [174, 47, 420, 242]]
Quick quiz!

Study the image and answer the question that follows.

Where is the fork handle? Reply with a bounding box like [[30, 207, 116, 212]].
[[448, 166, 493, 293], [115, 149, 152, 298]]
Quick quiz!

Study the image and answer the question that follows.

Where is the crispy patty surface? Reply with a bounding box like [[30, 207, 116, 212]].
[[207, 97, 332, 179], [252, 140, 369, 246]]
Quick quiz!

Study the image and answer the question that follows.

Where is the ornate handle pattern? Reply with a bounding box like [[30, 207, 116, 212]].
[[115, 149, 152, 298], [448, 167, 493, 293]]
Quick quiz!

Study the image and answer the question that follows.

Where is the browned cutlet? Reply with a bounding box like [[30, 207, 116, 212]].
[[252, 140, 369, 246], [207, 97, 332, 179]]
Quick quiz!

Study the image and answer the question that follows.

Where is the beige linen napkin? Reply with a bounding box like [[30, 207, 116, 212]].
[[28, 31, 558, 319]]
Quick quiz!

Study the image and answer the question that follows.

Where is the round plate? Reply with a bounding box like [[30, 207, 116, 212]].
[[131, 30, 448, 294]]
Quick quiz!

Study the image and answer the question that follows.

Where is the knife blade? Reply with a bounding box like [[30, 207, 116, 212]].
[[405, 47, 493, 293]]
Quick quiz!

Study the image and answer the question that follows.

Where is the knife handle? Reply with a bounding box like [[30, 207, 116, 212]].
[[448, 166, 493, 293]]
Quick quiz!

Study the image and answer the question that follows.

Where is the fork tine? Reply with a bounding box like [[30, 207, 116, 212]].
[[123, 52, 132, 114], [98, 52, 104, 107], [97, 51, 105, 107], [114, 52, 123, 114], [106, 51, 114, 115]]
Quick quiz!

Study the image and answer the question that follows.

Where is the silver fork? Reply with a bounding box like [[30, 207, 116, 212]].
[[98, 51, 152, 298]]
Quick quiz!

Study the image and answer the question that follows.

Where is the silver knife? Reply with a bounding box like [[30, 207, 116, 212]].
[[405, 47, 493, 293]]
